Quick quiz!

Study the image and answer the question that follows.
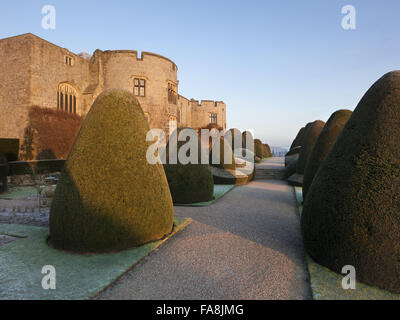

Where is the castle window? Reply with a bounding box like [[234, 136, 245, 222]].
[[65, 55, 74, 66], [60, 93, 64, 110], [209, 113, 217, 124], [69, 95, 73, 113], [57, 83, 78, 114], [168, 83, 177, 105], [134, 78, 145, 97]]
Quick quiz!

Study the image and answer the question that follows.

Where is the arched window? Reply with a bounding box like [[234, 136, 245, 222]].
[[57, 83, 78, 113]]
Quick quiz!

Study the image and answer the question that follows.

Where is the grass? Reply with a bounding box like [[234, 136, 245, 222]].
[[0, 217, 191, 300], [174, 184, 235, 207], [0, 186, 37, 199], [294, 186, 400, 300]]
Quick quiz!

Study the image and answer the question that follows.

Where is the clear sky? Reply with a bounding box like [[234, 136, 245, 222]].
[[1, 0, 400, 147]]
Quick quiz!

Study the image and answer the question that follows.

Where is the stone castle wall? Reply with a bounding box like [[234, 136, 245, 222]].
[[0, 33, 226, 158], [0, 34, 33, 141], [189, 100, 226, 130]]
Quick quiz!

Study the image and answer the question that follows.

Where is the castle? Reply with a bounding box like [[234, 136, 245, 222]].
[[0, 33, 226, 154]]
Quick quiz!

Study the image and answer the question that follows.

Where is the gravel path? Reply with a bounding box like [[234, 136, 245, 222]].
[[95, 158, 312, 300]]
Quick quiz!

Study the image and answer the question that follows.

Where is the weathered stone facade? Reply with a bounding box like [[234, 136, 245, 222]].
[[0, 33, 226, 151]]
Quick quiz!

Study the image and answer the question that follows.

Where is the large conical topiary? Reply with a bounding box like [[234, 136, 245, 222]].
[[296, 120, 325, 174], [302, 109, 352, 198], [290, 127, 305, 150], [264, 144, 272, 157], [164, 128, 214, 204], [301, 71, 400, 293], [50, 89, 174, 253]]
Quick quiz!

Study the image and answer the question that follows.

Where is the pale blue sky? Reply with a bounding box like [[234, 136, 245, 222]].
[[1, 0, 400, 147]]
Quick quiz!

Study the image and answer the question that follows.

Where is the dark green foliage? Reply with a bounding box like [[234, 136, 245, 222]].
[[164, 164, 214, 204], [296, 120, 325, 174], [50, 89, 174, 253], [8, 159, 65, 175], [303, 110, 352, 198], [290, 127, 305, 150], [301, 71, 400, 293], [286, 146, 302, 157], [264, 144, 272, 157], [163, 128, 214, 204], [0, 138, 20, 161], [0, 149, 9, 193], [285, 146, 301, 167], [284, 159, 297, 179]]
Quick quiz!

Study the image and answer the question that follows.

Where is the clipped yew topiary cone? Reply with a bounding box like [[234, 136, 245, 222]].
[[290, 127, 305, 150], [301, 71, 400, 293], [264, 144, 272, 157], [254, 139, 264, 159], [296, 120, 325, 174], [50, 89, 174, 253], [302, 109, 352, 198], [164, 128, 214, 204]]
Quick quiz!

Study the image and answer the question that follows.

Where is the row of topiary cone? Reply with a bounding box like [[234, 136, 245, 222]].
[[287, 71, 400, 293], [49, 89, 259, 253]]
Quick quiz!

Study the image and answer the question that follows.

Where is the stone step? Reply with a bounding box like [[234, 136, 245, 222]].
[[255, 169, 285, 180]]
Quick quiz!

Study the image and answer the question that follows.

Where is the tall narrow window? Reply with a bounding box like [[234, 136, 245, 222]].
[[65, 55, 74, 66], [65, 94, 68, 111], [168, 83, 177, 105], [134, 78, 145, 97], [209, 113, 217, 124], [57, 83, 78, 113]]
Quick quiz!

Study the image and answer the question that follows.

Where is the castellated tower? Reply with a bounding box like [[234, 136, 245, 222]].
[[0, 33, 226, 157]]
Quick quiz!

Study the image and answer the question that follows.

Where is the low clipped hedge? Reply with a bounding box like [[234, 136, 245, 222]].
[[50, 89, 174, 253], [8, 159, 66, 175], [0, 138, 19, 161], [0, 149, 9, 193]]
